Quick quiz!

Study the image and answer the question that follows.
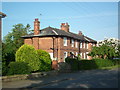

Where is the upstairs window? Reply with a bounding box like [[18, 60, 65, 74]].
[[84, 43, 86, 48], [76, 41, 78, 48], [71, 39, 74, 47], [63, 37, 67, 46], [86, 43, 89, 49]]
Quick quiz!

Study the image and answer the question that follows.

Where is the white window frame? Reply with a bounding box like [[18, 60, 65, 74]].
[[49, 53, 53, 60], [84, 53, 86, 59], [76, 52, 78, 56], [84, 43, 86, 48], [64, 51, 68, 61], [63, 37, 67, 46], [71, 39, 74, 47], [86, 43, 88, 49], [86, 52, 89, 59], [80, 42, 82, 48], [80, 53, 82, 58]]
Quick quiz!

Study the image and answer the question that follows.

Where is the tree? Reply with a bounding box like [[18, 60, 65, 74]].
[[98, 38, 120, 58], [2, 24, 31, 75], [88, 38, 119, 59], [2, 24, 31, 63]]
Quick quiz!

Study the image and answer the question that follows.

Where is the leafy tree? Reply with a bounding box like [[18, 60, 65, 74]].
[[98, 38, 120, 58], [88, 38, 119, 59], [2, 24, 31, 64], [2, 24, 31, 75], [16, 44, 40, 72]]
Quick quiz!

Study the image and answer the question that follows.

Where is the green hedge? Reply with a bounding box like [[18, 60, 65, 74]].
[[7, 62, 31, 75], [65, 58, 79, 71], [65, 58, 119, 70], [36, 49, 52, 71]]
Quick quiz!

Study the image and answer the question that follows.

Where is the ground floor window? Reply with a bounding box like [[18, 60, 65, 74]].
[[80, 53, 82, 59], [86, 52, 89, 59], [76, 52, 78, 56], [64, 51, 68, 61], [84, 53, 86, 59], [49, 53, 53, 60]]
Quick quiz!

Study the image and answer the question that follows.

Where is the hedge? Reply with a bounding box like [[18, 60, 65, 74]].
[[65, 58, 79, 71], [7, 62, 31, 75], [65, 57, 119, 70]]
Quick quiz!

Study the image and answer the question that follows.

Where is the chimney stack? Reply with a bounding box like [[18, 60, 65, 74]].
[[78, 31, 83, 35], [60, 22, 69, 32], [34, 18, 40, 35]]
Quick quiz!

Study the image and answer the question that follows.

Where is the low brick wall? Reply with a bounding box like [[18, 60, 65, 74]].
[[2, 70, 58, 82]]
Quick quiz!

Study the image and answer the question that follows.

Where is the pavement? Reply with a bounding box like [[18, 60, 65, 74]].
[[2, 68, 119, 88]]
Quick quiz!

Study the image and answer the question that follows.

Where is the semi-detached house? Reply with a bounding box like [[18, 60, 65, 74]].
[[22, 19, 97, 62]]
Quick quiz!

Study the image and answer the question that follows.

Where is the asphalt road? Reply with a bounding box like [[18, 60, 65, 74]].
[[29, 68, 119, 88], [3, 68, 119, 88]]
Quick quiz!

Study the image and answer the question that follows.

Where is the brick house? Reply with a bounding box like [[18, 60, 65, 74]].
[[22, 19, 97, 63]]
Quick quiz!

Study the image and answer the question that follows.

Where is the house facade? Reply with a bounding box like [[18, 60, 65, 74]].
[[22, 19, 97, 62]]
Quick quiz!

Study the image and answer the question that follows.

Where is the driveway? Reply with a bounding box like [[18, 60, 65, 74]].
[[2, 68, 119, 88]]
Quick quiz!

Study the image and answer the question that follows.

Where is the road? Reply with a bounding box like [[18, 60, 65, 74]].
[[2, 68, 119, 88], [33, 68, 119, 88]]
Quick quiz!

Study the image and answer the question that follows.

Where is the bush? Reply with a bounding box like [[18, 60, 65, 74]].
[[36, 49, 52, 71], [93, 59, 114, 68], [65, 57, 79, 71], [16, 44, 40, 72], [7, 62, 31, 75], [79, 59, 115, 70], [111, 59, 120, 65], [78, 60, 98, 70], [66, 58, 116, 70], [2, 62, 8, 76]]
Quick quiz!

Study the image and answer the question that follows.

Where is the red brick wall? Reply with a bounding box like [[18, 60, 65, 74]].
[[24, 38, 33, 46], [24, 36, 95, 62]]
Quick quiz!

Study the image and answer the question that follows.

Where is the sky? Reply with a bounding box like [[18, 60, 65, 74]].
[[1, 2, 118, 41]]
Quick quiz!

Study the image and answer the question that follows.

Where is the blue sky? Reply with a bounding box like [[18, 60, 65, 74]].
[[2, 2, 118, 41]]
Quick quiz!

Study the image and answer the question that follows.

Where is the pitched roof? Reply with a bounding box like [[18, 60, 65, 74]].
[[22, 26, 97, 43]]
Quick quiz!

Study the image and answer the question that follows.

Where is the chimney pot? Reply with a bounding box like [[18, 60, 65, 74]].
[[60, 22, 69, 32]]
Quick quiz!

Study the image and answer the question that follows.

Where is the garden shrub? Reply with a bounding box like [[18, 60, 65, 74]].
[[93, 59, 114, 68], [79, 59, 115, 70], [16, 44, 40, 72], [36, 49, 52, 71], [78, 60, 98, 70], [7, 62, 31, 75], [66, 58, 117, 70], [2, 62, 8, 76], [111, 59, 120, 65]]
